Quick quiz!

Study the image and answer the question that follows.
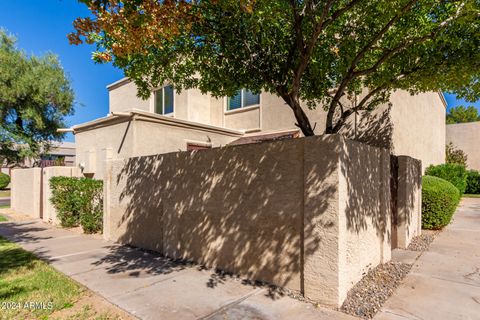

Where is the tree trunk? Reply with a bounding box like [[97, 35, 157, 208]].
[[281, 93, 315, 136]]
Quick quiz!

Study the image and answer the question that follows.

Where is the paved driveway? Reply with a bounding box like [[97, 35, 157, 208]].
[[375, 197, 480, 319], [0, 210, 356, 320]]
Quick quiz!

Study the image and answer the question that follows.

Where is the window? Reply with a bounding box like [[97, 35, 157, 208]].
[[155, 85, 174, 115], [227, 89, 260, 111]]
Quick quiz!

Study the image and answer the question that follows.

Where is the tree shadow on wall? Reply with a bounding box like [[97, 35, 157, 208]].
[[98, 134, 394, 299], [341, 105, 394, 152]]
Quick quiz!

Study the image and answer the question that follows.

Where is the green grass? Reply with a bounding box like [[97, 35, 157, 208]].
[[0, 216, 6, 222], [463, 194, 480, 198], [0, 236, 81, 319], [0, 190, 10, 198]]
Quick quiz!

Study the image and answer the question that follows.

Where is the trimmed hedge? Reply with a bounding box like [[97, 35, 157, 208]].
[[0, 173, 10, 189], [50, 177, 103, 233], [424, 163, 467, 194], [466, 170, 480, 194], [422, 176, 460, 230]]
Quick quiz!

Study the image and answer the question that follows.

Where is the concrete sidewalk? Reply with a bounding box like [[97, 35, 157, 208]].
[[375, 197, 480, 320], [0, 211, 356, 320]]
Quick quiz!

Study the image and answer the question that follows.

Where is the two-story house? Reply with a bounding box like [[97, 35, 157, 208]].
[[71, 78, 446, 179]]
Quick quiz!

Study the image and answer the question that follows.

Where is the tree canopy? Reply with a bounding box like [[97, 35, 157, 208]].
[[0, 30, 75, 165], [446, 105, 480, 124], [70, 0, 480, 136]]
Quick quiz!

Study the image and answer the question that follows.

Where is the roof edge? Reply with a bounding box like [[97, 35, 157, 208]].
[[438, 90, 447, 109], [72, 109, 245, 137], [106, 77, 130, 90]]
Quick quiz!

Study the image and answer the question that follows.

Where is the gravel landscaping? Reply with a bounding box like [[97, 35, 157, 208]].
[[407, 230, 440, 251], [340, 262, 412, 319]]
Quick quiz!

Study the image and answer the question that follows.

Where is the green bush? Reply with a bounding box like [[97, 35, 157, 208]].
[[50, 177, 103, 233], [0, 173, 10, 189], [425, 163, 467, 194], [422, 176, 460, 230], [466, 170, 480, 194]]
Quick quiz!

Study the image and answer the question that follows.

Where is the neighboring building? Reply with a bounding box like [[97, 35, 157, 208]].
[[1, 141, 76, 174], [72, 78, 446, 179], [39, 141, 76, 167], [446, 121, 480, 170]]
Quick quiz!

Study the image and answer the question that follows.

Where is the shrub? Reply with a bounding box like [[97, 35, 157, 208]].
[[50, 177, 81, 227], [445, 142, 468, 167], [50, 177, 103, 233], [425, 163, 467, 194], [422, 176, 460, 230], [0, 173, 10, 189], [77, 179, 103, 234], [466, 170, 480, 194]]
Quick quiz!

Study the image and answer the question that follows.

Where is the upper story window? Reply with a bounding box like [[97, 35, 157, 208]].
[[227, 89, 260, 111], [155, 85, 174, 115]]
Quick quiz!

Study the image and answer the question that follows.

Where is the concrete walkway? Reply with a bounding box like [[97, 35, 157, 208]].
[[375, 197, 480, 320], [0, 212, 356, 320]]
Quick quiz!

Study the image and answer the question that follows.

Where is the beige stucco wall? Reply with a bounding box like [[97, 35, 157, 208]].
[[107, 80, 445, 170], [104, 134, 392, 307], [446, 121, 480, 170], [42, 166, 81, 225], [75, 120, 135, 180], [392, 156, 422, 249], [74, 114, 242, 180], [109, 80, 150, 113], [389, 91, 446, 171], [338, 139, 391, 302], [11, 168, 42, 218]]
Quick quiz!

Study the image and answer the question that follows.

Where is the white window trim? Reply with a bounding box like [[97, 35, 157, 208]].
[[224, 89, 261, 113], [152, 85, 175, 117]]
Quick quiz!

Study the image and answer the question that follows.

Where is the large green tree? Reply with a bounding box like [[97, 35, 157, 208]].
[[70, 0, 480, 136], [446, 105, 480, 124], [0, 30, 75, 165]]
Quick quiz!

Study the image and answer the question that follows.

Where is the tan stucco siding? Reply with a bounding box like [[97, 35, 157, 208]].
[[447, 121, 480, 170], [224, 106, 261, 131], [186, 89, 211, 124], [106, 80, 445, 169], [389, 91, 446, 171], [75, 120, 135, 179], [74, 115, 242, 180], [109, 80, 150, 113], [132, 119, 239, 157]]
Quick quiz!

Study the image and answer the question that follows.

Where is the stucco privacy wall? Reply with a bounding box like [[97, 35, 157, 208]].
[[11, 168, 42, 218], [104, 134, 391, 307], [446, 121, 480, 170], [392, 156, 422, 249], [42, 167, 81, 225]]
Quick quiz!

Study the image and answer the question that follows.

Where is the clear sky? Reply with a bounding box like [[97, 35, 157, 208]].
[[0, 0, 124, 142], [1, 0, 479, 143]]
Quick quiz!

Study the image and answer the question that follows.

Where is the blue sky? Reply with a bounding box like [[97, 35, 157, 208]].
[[0, 0, 124, 142], [1, 0, 479, 143]]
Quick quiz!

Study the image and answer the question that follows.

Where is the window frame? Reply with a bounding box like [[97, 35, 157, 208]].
[[225, 89, 260, 113], [154, 85, 175, 116]]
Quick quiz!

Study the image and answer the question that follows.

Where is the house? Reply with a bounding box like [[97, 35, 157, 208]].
[[446, 121, 480, 170], [72, 78, 446, 179]]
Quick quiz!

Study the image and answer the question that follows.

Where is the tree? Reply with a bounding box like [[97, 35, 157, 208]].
[[446, 105, 480, 124], [446, 142, 468, 167], [0, 30, 75, 165], [70, 0, 480, 136]]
